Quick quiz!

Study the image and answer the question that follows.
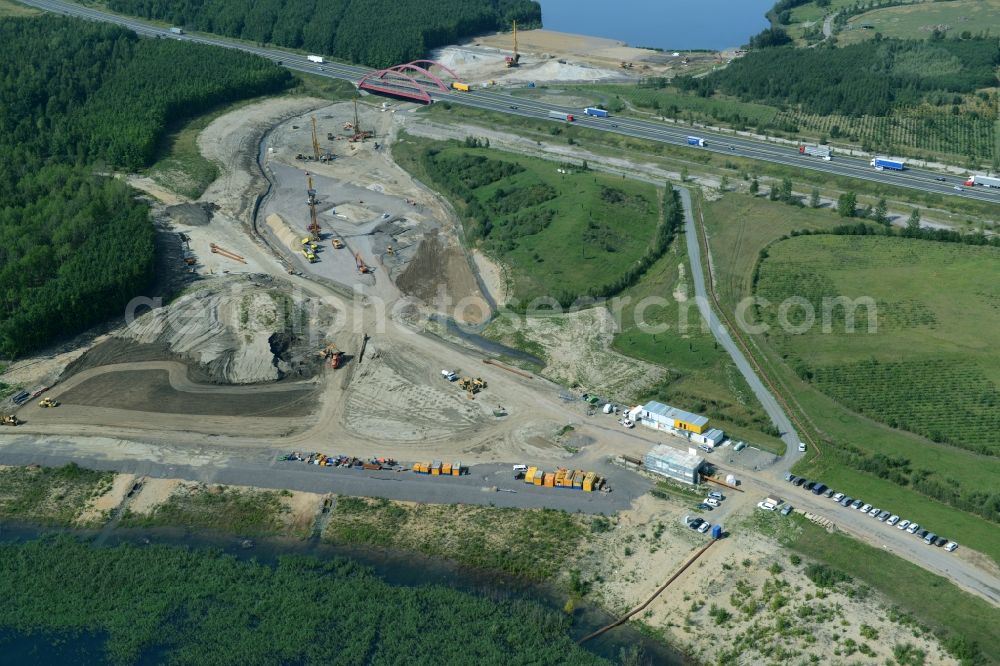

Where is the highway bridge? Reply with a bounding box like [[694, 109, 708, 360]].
[[22, 0, 1000, 205]]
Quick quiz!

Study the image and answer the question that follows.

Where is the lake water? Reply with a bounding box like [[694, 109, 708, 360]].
[[539, 0, 775, 50]]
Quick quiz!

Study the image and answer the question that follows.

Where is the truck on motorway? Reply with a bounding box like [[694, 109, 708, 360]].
[[548, 110, 575, 122], [687, 136, 706, 147], [451, 82, 470, 92], [871, 156, 904, 171], [798, 144, 831, 161], [964, 174, 1000, 188], [584, 107, 609, 118], [307, 55, 325, 64], [169, 27, 184, 35]]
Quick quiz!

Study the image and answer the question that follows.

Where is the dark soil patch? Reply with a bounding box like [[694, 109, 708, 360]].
[[58, 369, 316, 417]]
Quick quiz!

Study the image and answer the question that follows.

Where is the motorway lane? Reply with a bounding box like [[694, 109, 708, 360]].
[[22, 0, 1000, 205]]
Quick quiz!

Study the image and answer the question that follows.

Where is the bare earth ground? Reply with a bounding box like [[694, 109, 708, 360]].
[[487, 307, 667, 403], [76, 472, 136, 526], [580, 494, 958, 665]]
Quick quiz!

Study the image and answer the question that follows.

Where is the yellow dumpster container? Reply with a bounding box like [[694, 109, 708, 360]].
[[524, 466, 538, 484], [543, 472, 555, 487], [532, 470, 544, 486], [572, 471, 585, 489], [583, 472, 597, 492], [452, 462, 462, 476], [431, 461, 442, 476], [442, 462, 453, 475]]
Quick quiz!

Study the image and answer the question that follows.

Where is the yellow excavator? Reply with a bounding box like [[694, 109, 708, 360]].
[[38, 398, 59, 408]]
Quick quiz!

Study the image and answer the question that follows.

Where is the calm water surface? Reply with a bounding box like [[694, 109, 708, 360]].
[[540, 0, 775, 50]]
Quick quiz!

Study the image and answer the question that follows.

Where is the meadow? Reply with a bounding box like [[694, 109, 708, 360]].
[[393, 136, 662, 304]]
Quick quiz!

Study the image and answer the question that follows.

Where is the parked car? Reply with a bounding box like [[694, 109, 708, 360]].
[[804, 481, 816, 491], [798, 442, 807, 452], [860, 503, 872, 513], [832, 492, 845, 502], [917, 529, 929, 539], [934, 536, 948, 547], [780, 505, 794, 516], [924, 532, 937, 545], [705, 497, 720, 507], [757, 501, 776, 511], [697, 503, 713, 511], [868, 507, 881, 517], [620, 419, 635, 429], [698, 522, 711, 534], [896, 519, 910, 530], [708, 491, 724, 500], [784, 473, 795, 482], [887, 515, 900, 526], [840, 496, 854, 507], [877, 510, 890, 522], [907, 523, 920, 534], [812, 484, 828, 495], [851, 499, 863, 509], [687, 517, 704, 530], [945, 542, 958, 552], [824, 489, 835, 498], [793, 477, 806, 487]]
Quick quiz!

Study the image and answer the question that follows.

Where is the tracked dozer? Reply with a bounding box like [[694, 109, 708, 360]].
[[319, 344, 344, 369], [2, 415, 21, 426]]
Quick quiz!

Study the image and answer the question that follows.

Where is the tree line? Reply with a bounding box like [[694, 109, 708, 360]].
[[106, 0, 542, 68], [0, 16, 292, 358], [676, 36, 999, 117]]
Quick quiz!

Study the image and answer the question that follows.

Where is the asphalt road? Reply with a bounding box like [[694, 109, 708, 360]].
[[678, 187, 802, 471], [0, 434, 645, 515], [21, 0, 1000, 206]]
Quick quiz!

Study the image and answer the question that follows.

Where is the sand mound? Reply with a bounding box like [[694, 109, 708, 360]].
[[120, 277, 335, 384], [266, 213, 301, 251]]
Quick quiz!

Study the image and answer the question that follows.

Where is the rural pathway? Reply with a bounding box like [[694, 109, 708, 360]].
[[677, 187, 801, 470]]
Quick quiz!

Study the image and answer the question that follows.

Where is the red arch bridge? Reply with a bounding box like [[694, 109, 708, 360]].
[[357, 60, 465, 104]]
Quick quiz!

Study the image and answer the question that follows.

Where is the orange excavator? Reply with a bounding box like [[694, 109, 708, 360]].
[[318, 343, 344, 369], [355, 252, 371, 274]]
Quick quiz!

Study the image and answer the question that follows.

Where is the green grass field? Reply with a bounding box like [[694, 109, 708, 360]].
[[699, 193, 1000, 561], [756, 235, 1000, 454], [393, 135, 661, 304], [840, 0, 1000, 44], [610, 207, 783, 451], [0, 0, 39, 16]]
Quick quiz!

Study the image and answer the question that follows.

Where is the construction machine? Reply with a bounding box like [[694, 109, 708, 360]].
[[318, 343, 344, 369], [505, 20, 520, 68], [301, 248, 317, 263], [348, 99, 374, 142], [331, 237, 344, 249], [2, 415, 21, 426], [355, 252, 371, 274], [306, 174, 322, 240], [38, 398, 59, 408], [310, 116, 321, 161]]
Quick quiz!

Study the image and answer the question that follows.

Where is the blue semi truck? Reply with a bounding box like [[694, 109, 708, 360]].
[[584, 107, 609, 118], [687, 136, 706, 147], [871, 156, 905, 171]]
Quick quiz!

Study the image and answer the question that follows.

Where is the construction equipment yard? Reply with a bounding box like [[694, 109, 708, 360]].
[[0, 95, 658, 513]]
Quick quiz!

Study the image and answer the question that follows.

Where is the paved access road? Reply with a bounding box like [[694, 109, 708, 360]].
[[678, 187, 803, 471], [20, 0, 1000, 205], [0, 434, 646, 515]]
